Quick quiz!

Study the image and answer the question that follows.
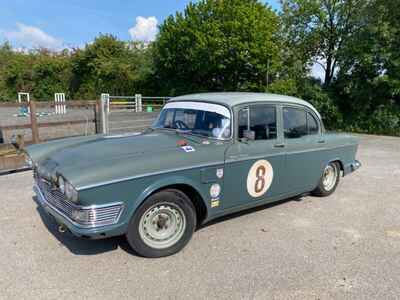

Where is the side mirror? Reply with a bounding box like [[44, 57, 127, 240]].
[[241, 130, 255, 142]]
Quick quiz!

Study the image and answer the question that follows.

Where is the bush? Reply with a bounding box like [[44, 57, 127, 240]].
[[343, 105, 400, 136]]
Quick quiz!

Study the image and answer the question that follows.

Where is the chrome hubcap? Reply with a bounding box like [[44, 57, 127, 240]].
[[322, 164, 337, 191], [139, 203, 186, 249]]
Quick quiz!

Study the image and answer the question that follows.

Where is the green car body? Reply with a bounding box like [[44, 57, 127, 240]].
[[27, 92, 360, 243]]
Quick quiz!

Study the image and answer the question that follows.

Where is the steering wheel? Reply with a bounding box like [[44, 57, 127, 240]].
[[174, 120, 189, 129]]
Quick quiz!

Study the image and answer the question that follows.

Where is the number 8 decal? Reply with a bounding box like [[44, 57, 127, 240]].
[[247, 160, 274, 198]]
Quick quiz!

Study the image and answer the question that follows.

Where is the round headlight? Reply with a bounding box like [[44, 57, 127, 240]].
[[58, 176, 65, 194], [25, 155, 33, 168], [65, 181, 78, 203]]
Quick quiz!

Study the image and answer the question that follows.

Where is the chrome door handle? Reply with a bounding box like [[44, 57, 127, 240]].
[[274, 143, 285, 148]]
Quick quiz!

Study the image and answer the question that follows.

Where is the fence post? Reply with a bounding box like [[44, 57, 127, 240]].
[[135, 94, 142, 112], [100, 93, 109, 134], [95, 100, 100, 134], [29, 100, 40, 144]]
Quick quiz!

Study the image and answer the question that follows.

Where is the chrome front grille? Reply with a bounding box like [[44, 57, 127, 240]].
[[34, 174, 123, 228]]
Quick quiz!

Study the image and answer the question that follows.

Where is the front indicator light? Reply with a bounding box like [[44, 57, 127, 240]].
[[71, 210, 90, 223]]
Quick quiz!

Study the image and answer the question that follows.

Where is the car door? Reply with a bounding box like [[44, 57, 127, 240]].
[[222, 104, 286, 210], [282, 106, 325, 192]]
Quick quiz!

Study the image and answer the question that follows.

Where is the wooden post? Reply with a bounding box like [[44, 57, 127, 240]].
[[29, 100, 40, 143], [95, 100, 102, 134], [96, 99, 105, 133]]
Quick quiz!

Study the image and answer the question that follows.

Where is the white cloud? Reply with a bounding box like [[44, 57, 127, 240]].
[[128, 16, 158, 42], [3, 23, 63, 49]]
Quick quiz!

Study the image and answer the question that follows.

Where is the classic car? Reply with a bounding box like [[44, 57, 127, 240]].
[[26, 92, 361, 257]]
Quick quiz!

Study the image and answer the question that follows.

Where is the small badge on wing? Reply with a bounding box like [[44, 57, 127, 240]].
[[181, 145, 195, 153]]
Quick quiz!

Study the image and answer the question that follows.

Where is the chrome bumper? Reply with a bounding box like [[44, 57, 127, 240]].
[[343, 159, 361, 176], [351, 160, 362, 171]]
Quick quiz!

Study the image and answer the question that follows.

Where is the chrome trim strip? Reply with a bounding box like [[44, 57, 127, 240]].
[[77, 141, 357, 191], [33, 183, 124, 229], [225, 152, 283, 164], [77, 161, 225, 191]]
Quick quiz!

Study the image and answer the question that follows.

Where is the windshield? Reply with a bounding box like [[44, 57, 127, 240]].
[[153, 101, 231, 140]]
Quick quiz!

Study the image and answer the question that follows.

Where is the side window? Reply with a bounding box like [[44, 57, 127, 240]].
[[283, 107, 307, 138], [307, 112, 319, 135], [238, 107, 249, 139], [238, 105, 277, 140]]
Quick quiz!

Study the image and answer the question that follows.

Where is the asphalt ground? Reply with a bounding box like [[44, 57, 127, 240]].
[[0, 134, 399, 299]]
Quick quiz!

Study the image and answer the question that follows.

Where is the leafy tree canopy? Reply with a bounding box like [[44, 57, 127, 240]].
[[154, 0, 280, 95]]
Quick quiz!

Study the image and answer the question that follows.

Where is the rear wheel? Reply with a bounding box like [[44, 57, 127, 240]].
[[312, 161, 340, 197], [126, 189, 196, 258]]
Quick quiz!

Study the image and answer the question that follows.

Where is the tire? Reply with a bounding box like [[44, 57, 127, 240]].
[[126, 189, 196, 258], [312, 161, 341, 197]]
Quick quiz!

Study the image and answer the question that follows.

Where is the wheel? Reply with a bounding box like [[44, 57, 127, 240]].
[[126, 189, 196, 258], [312, 161, 341, 197]]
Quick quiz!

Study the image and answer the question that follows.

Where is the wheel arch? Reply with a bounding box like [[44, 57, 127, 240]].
[[328, 158, 344, 175], [134, 176, 208, 225]]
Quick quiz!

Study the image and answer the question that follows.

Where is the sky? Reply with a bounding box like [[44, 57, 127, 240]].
[[0, 0, 280, 49], [0, 0, 323, 79]]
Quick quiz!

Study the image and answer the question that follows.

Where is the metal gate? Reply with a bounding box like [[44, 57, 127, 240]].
[[100, 94, 169, 134]]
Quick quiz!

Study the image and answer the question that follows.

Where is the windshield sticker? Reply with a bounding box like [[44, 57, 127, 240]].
[[181, 145, 195, 153]]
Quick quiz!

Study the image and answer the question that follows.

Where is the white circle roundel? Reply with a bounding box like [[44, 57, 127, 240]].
[[246, 160, 274, 198]]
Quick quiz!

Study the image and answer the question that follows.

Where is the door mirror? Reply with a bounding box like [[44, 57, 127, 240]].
[[242, 130, 255, 141]]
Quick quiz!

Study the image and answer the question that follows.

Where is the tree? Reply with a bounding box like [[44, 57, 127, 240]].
[[0, 47, 37, 100], [154, 0, 280, 95], [331, 0, 400, 133], [0, 44, 72, 101], [70, 35, 154, 99], [31, 49, 72, 100], [280, 0, 366, 86]]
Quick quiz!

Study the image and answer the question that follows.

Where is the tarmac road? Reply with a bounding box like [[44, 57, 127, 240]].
[[0, 134, 399, 299]]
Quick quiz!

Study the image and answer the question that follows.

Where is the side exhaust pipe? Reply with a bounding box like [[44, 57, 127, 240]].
[[58, 224, 67, 233]]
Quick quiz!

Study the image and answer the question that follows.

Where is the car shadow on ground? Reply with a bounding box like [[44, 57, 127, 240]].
[[33, 194, 306, 256], [33, 196, 129, 256]]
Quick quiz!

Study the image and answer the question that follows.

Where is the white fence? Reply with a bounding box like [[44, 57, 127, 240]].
[[17, 92, 30, 113], [55, 93, 66, 114], [100, 94, 170, 134], [16, 92, 68, 115]]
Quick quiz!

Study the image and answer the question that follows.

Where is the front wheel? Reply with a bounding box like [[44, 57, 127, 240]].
[[312, 161, 340, 197], [126, 189, 196, 258]]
